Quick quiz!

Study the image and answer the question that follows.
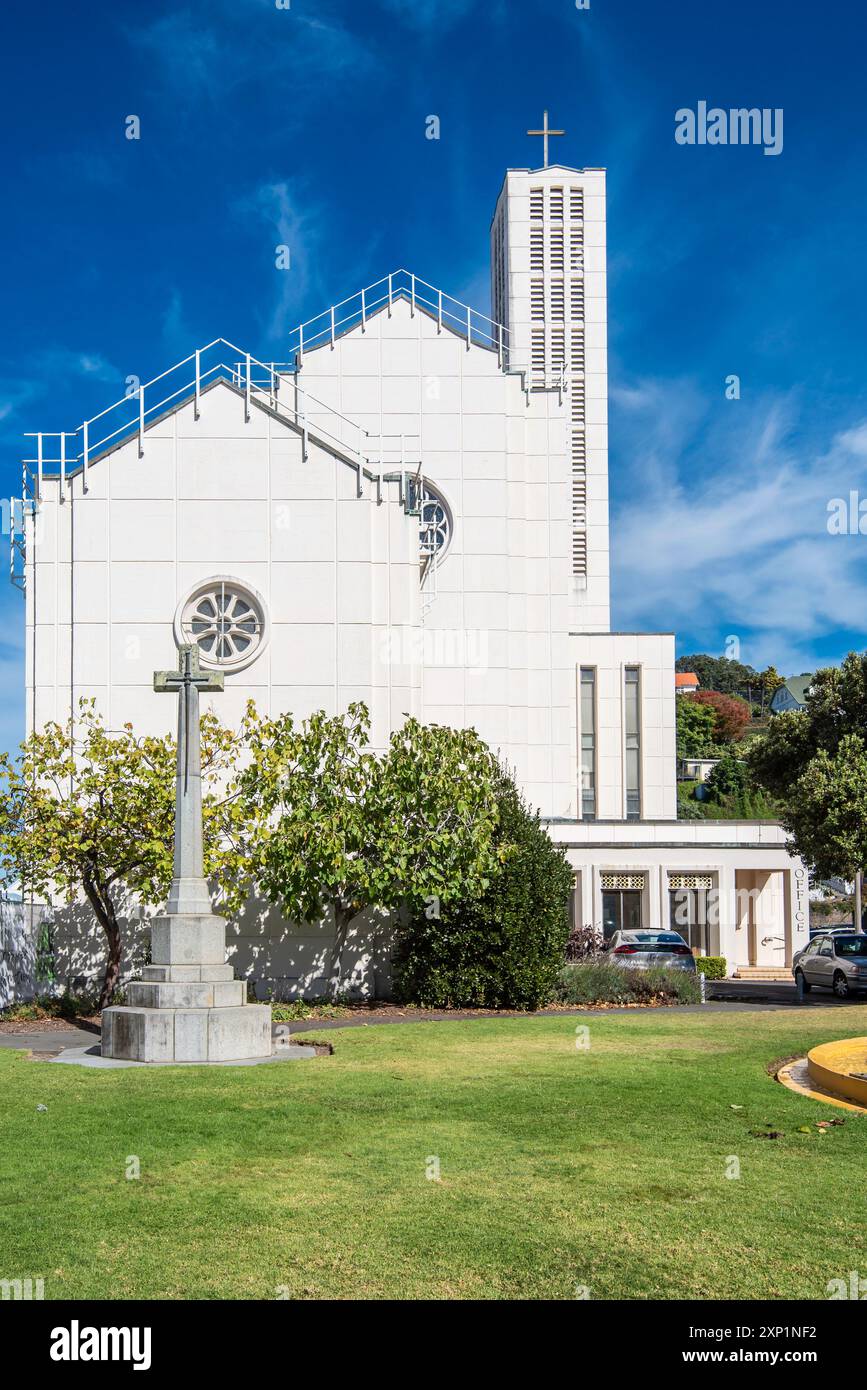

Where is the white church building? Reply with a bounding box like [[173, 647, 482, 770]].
[[11, 146, 810, 996]]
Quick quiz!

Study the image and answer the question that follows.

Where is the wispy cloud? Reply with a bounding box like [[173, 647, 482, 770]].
[[233, 179, 324, 343], [610, 379, 867, 672], [0, 349, 124, 434], [127, 4, 377, 107]]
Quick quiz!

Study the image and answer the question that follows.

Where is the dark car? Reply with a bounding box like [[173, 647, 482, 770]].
[[793, 934, 867, 999]]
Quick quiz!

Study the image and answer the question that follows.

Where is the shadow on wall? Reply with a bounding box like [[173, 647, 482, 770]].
[[228, 895, 397, 1002], [0, 899, 36, 1007], [36, 888, 398, 1003], [51, 889, 151, 998]]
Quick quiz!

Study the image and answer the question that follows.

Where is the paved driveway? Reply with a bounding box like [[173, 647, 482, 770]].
[[709, 978, 867, 1008]]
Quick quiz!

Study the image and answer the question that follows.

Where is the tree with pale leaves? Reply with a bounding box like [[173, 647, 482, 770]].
[[0, 700, 247, 1009]]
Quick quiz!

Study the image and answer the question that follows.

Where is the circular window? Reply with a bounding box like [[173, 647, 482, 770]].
[[420, 481, 453, 559], [174, 577, 269, 673]]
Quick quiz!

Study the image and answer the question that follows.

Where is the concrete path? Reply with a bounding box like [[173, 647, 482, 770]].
[[0, 1027, 97, 1053]]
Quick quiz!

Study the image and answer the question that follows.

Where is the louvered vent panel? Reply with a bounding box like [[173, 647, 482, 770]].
[[569, 187, 585, 219], [571, 329, 585, 369], [530, 228, 544, 271], [531, 328, 546, 375], [571, 382, 586, 425], [569, 227, 584, 271], [550, 328, 565, 366], [549, 186, 564, 220], [530, 280, 545, 321], [570, 280, 585, 319], [550, 280, 565, 321], [572, 530, 588, 576], [530, 187, 544, 219], [549, 229, 564, 270]]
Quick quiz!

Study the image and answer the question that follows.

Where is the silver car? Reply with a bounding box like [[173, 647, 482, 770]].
[[606, 930, 697, 972], [793, 933, 867, 999]]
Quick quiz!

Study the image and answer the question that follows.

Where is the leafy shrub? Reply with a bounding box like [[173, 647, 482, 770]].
[[555, 960, 702, 1006], [0, 988, 108, 1022], [694, 956, 727, 980], [393, 768, 573, 1010]]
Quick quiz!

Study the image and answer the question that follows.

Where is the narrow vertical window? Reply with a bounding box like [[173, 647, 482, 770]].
[[624, 666, 641, 820], [580, 667, 596, 820]]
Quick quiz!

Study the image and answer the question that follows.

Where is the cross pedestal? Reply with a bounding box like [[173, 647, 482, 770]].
[[101, 645, 272, 1063]]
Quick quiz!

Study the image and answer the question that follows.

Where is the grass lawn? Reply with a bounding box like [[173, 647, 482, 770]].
[[1, 1007, 865, 1300]]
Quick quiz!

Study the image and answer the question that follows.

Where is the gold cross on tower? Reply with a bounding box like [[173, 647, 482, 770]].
[[526, 109, 565, 168]]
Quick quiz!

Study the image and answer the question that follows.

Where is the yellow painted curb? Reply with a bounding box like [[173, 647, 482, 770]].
[[777, 1059, 867, 1113], [806, 1037, 867, 1110]]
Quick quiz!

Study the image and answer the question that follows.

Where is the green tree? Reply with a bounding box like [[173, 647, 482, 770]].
[[0, 700, 243, 1009], [780, 736, 867, 881], [393, 767, 573, 1009], [748, 652, 867, 881], [237, 703, 504, 998], [676, 653, 758, 699], [703, 751, 751, 803], [676, 697, 719, 758], [759, 665, 784, 707]]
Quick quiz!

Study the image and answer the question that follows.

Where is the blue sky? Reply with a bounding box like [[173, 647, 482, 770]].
[[1, 0, 866, 751]]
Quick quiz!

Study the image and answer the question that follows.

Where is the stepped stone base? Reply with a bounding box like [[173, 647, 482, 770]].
[[102, 1003, 272, 1063], [101, 909, 272, 1063]]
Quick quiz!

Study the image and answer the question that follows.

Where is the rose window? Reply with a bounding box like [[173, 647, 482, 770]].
[[175, 578, 268, 673]]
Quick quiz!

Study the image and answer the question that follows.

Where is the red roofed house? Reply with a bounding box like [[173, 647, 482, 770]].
[[675, 672, 700, 695]]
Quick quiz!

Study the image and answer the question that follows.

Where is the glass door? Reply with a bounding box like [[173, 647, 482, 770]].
[[602, 889, 643, 940]]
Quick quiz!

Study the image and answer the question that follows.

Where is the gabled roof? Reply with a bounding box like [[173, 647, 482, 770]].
[[778, 674, 813, 705], [675, 672, 699, 688]]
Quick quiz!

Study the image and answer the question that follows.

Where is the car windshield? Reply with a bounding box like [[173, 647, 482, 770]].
[[834, 937, 867, 957]]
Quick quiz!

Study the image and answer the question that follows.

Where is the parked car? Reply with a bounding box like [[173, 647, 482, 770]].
[[809, 926, 860, 941], [605, 930, 696, 972], [793, 934, 867, 998]]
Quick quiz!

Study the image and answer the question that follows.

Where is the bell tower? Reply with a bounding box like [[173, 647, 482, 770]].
[[490, 128, 610, 632]]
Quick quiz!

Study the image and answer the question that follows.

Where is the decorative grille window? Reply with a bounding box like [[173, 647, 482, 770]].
[[600, 873, 646, 891], [669, 874, 714, 890], [175, 577, 268, 673]]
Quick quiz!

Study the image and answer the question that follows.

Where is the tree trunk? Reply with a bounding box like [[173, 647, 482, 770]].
[[82, 872, 122, 1011], [327, 905, 354, 1001]]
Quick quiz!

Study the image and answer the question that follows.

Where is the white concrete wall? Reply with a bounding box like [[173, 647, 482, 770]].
[[25, 379, 422, 754], [293, 298, 576, 816], [571, 631, 677, 822]]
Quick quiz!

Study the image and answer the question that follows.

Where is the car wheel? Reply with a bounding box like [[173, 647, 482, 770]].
[[832, 971, 850, 999], [794, 969, 811, 994]]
